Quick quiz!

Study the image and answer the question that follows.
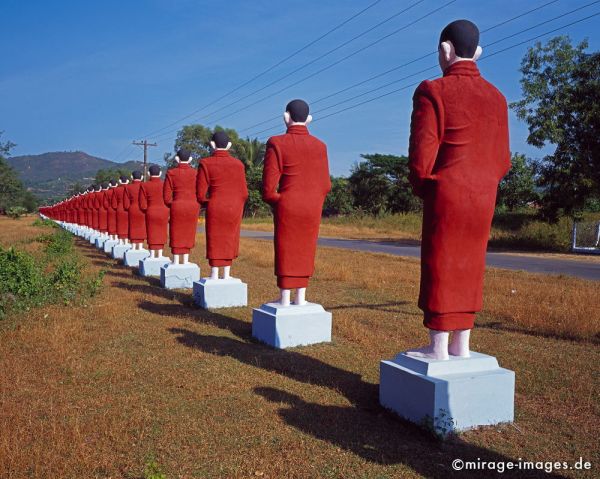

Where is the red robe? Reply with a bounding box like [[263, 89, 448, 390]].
[[408, 61, 511, 331], [139, 177, 169, 250], [124, 180, 147, 242], [262, 125, 331, 289], [92, 192, 100, 230], [96, 190, 109, 233], [77, 196, 85, 226], [112, 185, 129, 239], [105, 188, 118, 235], [163, 163, 200, 255], [197, 150, 248, 266]]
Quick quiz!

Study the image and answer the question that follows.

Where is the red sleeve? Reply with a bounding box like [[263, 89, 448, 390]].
[[163, 172, 174, 207], [408, 80, 442, 199], [323, 144, 332, 195], [111, 190, 118, 209], [102, 192, 109, 209], [123, 188, 131, 210], [139, 185, 148, 212], [240, 163, 249, 201], [498, 95, 512, 179], [262, 139, 282, 205], [196, 162, 210, 204]]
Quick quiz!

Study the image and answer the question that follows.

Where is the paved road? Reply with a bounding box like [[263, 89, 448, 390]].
[[236, 229, 600, 282]]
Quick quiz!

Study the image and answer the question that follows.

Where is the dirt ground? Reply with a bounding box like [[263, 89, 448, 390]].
[[0, 217, 598, 478]]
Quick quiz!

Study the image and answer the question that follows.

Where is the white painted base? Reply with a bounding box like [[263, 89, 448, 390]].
[[111, 243, 132, 259], [252, 302, 332, 349], [103, 239, 118, 254], [193, 277, 248, 309], [379, 352, 515, 435], [123, 248, 150, 267], [139, 256, 171, 277], [160, 262, 200, 289]]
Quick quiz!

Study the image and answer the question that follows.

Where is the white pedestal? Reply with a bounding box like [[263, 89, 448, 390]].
[[160, 263, 200, 289], [139, 257, 171, 277], [103, 239, 118, 254], [252, 302, 332, 349], [193, 278, 248, 309], [380, 352, 515, 435], [123, 248, 150, 267], [111, 243, 132, 259], [95, 236, 108, 248], [89, 233, 100, 244]]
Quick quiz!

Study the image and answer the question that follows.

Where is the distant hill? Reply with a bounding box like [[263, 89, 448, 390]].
[[7, 151, 144, 200]]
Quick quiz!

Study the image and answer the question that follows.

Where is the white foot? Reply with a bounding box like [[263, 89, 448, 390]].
[[405, 330, 450, 361], [210, 267, 219, 280], [449, 329, 471, 357], [223, 266, 231, 280], [294, 287, 307, 306], [405, 346, 449, 361]]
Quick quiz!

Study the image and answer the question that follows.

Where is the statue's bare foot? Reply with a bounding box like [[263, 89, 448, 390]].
[[405, 346, 449, 361], [448, 343, 470, 357]]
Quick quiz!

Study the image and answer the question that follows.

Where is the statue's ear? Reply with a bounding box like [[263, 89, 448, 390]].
[[210, 140, 216, 150], [305, 114, 313, 125], [175, 155, 180, 163], [473, 45, 482, 61], [284, 111, 291, 125], [440, 40, 454, 62], [225, 141, 232, 150]]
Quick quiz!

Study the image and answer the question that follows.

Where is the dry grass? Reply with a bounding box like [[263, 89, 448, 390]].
[[0, 216, 598, 478]]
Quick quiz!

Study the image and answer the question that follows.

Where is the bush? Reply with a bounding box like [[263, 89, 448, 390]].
[[6, 206, 28, 219], [0, 227, 104, 319]]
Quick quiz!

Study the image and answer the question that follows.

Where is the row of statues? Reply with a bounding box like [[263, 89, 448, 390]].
[[40, 19, 510, 364], [39, 19, 515, 432]]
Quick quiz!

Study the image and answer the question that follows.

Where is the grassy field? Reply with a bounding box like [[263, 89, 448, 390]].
[[0, 216, 599, 478], [243, 211, 600, 255]]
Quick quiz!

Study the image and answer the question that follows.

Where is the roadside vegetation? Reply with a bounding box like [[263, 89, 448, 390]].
[[0, 218, 597, 477], [0, 217, 104, 322]]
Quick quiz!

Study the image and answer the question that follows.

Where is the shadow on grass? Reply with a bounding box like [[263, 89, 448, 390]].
[[168, 327, 373, 407], [167, 327, 564, 477], [325, 301, 419, 315], [254, 387, 565, 478], [114, 282, 194, 306]]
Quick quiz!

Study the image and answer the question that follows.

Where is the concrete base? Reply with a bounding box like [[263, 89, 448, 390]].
[[103, 239, 118, 254], [160, 262, 200, 289], [139, 256, 171, 277], [111, 243, 132, 259], [95, 236, 108, 248], [252, 302, 332, 349], [380, 352, 515, 435], [89, 233, 100, 244], [193, 277, 248, 309], [123, 248, 150, 267]]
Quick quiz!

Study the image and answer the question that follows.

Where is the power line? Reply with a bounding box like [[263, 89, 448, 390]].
[[238, 0, 564, 135], [132, 140, 157, 180], [253, 10, 600, 141], [140, 0, 385, 139], [245, 0, 598, 138], [151, 0, 450, 142]]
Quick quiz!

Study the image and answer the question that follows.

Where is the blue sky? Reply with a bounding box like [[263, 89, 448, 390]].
[[1, 0, 598, 176]]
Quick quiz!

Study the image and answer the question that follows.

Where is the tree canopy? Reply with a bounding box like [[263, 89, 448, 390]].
[[0, 132, 38, 213], [511, 36, 600, 220]]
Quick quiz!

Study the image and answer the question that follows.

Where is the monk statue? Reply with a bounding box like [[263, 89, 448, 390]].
[[113, 175, 130, 245], [124, 171, 147, 251], [262, 99, 331, 307], [406, 20, 511, 360], [197, 131, 248, 280], [139, 164, 170, 259], [163, 149, 200, 265]]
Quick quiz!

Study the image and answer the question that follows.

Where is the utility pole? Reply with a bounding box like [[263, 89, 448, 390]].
[[132, 140, 157, 181]]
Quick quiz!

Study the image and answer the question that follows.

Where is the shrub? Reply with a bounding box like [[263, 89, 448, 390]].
[[6, 206, 28, 219]]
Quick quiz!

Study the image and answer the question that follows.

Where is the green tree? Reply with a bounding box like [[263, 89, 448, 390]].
[[323, 177, 353, 216], [0, 132, 38, 213], [348, 153, 421, 216], [95, 168, 131, 184], [172, 124, 240, 168], [511, 36, 600, 220], [497, 153, 538, 211]]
